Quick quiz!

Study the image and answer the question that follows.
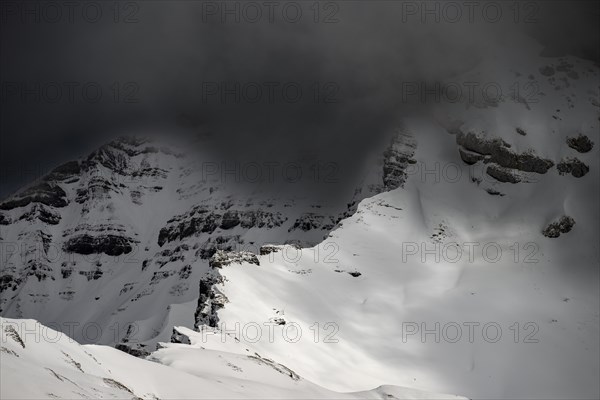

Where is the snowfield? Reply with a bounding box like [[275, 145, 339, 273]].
[[1, 32, 599, 399], [0, 317, 466, 399]]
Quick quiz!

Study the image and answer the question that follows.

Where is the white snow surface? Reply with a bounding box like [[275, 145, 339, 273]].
[[1, 33, 599, 399], [0, 317, 465, 399]]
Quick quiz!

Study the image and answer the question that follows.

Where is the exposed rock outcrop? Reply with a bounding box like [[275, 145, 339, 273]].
[[0, 213, 12, 225], [259, 244, 287, 255], [18, 204, 61, 225], [209, 250, 259, 269], [542, 216, 575, 238], [0, 275, 22, 292], [170, 327, 191, 344], [566, 134, 594, 153], [63, 234, 134, 256], [383, 131, 417, 190], [115, 343, 150, 358], [456, 131, 554, 174], [158, 207, 287, 246], [288, 213, 336, 232], [0, 182, 68, 210], [194, 273, 227, 329], [557, 157, 589, 178], [458, 147, 485, 165], [486, 164, 522, 183], [45, 161, 81, 182]]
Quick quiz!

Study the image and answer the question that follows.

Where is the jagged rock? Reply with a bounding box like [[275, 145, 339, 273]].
[[209, 250, 259, 269], [260, 244, 286, 255], [543, 216, 575, 238], [159, 207, 286, 246], [0, 213, 11, 225], [150, 244, 189, 269], [516, 127, 527, 136], [458, 147, 485, 165], [457, 131, 510, 154], [170, 327, 191, 344], [288, 213, 336, 232], [18, 204, 61, 225], [88, 145, 130, 175], [0, 182, 68, 210], [0, 275, 22, 292], [150, 270, 175, 285], [194, 274, 227, 328], [194, 236, 244, 260], [486, 164, 522, 183], [63, 234, 134, 256], [566, 134, 594, 153], [61, 267, 73, 279], [75, 176, 122, 203], [456, 131, 554, 174], [557, 158, 589, 178], [79, 269, 103, 281], [196, 245, 218, 260], [221, 210, 241, 229], [115, 343, 150, 358], [24, 260, 54, 282], [383, 131, 417, 190], [178, 265, 192, 279], [45, 161, 81, 182]]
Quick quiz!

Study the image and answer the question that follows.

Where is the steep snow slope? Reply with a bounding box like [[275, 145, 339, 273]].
[[0, 131, 414, 349], [0, 317, 465, 400], [186, 47, 600, 399]]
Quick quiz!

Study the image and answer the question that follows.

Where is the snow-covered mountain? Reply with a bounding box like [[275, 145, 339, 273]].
[[0, 126, 416, 347], [1, 317, 466, 399], [1, 36, 599, 399]]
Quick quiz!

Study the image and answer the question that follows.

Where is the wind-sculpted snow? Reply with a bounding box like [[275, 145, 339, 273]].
[[1, 318, 467, 399]]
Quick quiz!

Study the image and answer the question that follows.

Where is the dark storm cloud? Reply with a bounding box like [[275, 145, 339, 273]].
[[1, 1, 598, 199]]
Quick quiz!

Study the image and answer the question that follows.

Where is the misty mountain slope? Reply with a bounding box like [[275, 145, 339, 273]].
[[0, 317, 466, 400], [0, 129, 414, 347], [186, 52, 599, 399], [1, 35, 599, 399]]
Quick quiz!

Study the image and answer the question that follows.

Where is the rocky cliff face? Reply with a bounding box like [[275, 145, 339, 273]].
[[0, 130, 416, 346]]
